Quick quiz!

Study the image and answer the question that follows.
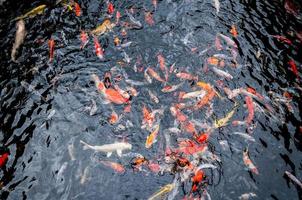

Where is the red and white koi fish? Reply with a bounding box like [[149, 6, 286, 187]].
[[176, 72, 198, 81], [93, 37, 104, 60], [272, 35, 292, 45], [162, 82, 183, 93], [145, 11, 154, 26], [116, 11, 121, 24], [147, 67, 166, 82], [48, 38, 55, 62], [245, 96, 254, 124], [157, 54, 169, 81], [80, 30, 89, 49], [243, 149, 259, 175]]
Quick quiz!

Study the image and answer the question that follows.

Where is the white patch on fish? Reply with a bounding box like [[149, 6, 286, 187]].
[[213, 0, 220, 14]]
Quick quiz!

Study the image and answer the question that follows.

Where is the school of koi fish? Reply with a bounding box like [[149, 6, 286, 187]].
[[1, 0, 302, 199]]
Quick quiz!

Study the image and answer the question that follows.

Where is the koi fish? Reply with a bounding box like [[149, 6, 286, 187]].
[[145, 11, 155, 26], [213, 0, 220, 14], [162, 82, 183, 93], [212, 66, 233, 79], [93, 37, 104, 60], [178, 139, 206, 155], [181, 90, 206, 99], [272, 35, 292, 45], [215, 36, 223, 50], [147, 67, 166, 82], [243, 149, 259, 175], [100, 161, 125, 173], [194, 132, 209, 144], [107, 2, 114, 15], [214, 102, 238, 128], [239, 193, 257, 200], [285, 171, 302, 189], [108, 111, 119, 124], [230, 25, 238, 37], [142, 105, 155, 128], [148, 90, 159, 103], [145, 124, 160, 148], [116, 11, 121, 24], [152, 0, 157, 9], [148, 162, 161, 173], [232, 132, 255, 142], [191, 169, 204, 192], [11, 19, 26, 62], [0, 153, 9, 168], [245, 96, 254, 124], [148, 183, 175, 200], [13, 5, 46, 21], [170, 106, 188, 122], [48, 39, 55, 62], [74, 2, 81, 16], [219, 33, 237, 48], [131, 156, 148, 169], [157, 54, 169, 81], [126, 10, 143, 29], [80, 30, 89, 49], [80, 140, 132, 157], [284, 0, 300, 16], [105, 88, 130, 104], [207, 57, 219, 65], [176, 72, 198, 81], [91, 19, 115, 36], [288, 59, 299, 79]]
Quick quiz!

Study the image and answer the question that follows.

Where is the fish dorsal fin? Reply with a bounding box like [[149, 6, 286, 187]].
[[117, 149, 122, 157], [106, 152, 112, 157]]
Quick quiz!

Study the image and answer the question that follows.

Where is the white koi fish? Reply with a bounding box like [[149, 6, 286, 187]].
[[213, 0, 220, 14], [80, 140, 132, 157]]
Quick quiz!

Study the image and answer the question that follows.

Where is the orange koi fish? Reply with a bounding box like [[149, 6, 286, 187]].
[[105, 88, 129, 104], [48, 39, 55, 62], [142, 105, 155, 128], [176, 72, 198, 81], [147, 67, 165, 82], [207, 57, 219, 65], [170, 106, 187, 122], [157, 54, 169, 81], [74, 2, 81, 16], [93, 37, 104, 60], [145, 11, 154, 26], [100, 161, 125, 173], [145, 124, 160, 148], [245, 96, 254, 125], [131, 156, 148, 170], [107, 2, 114, 15], [243, 149, 259, 175], [288, 59, 299, 79], [191, 169, 204, 192], [80, 30, 89, 49], [194, 132, 209, 144], [230, 25, 238, 37]]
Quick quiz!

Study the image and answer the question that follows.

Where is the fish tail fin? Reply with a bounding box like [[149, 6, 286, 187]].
[[80, 140, 90, 150]]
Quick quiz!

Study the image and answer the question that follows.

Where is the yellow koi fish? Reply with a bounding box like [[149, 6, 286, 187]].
[[214, 102, 238, 128], [13, 5, 47, 21], [145, 124, 160, 149], [91, 19, 115, 36], [148, 183, 175, 200]]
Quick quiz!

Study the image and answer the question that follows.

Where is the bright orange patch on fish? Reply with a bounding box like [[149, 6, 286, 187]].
[[191, 170, 204, 192], [145, 125, 160, 148], [207, 57, 219, 65], [108, 111, 118, 124], [105, 88, 129, 104], [107, 2, 114, 15], [100, 161, 125, 173]]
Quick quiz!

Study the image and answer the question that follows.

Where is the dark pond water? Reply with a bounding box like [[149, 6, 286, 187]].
[[0, 0, 302, 199]]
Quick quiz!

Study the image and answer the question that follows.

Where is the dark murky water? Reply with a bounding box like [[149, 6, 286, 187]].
[[0, 0, 302, 199]]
